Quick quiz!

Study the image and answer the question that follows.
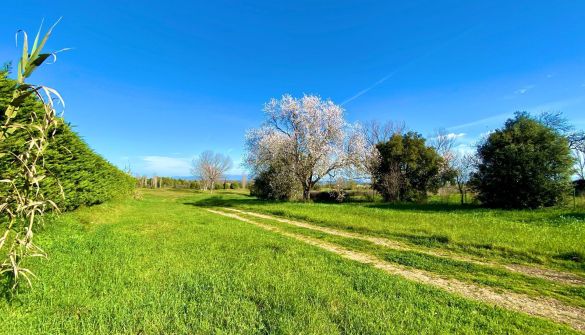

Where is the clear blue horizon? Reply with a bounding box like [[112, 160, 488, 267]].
[[2, 1, 584, 177]]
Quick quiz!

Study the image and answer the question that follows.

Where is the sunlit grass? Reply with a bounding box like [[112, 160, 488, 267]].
[[201, 191, 585, 271], [0, 190, 578, 334]]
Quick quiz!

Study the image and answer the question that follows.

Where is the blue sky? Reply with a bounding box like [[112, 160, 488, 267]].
[[1, 1, 585, 177]]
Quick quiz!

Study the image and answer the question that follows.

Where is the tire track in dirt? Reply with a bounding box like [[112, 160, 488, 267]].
[[222, 207, 585, 286], [206, 208, 585, 333]]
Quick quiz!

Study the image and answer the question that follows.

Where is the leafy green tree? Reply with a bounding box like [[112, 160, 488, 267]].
[[373, 132, 446, 201], [469, 112, 573, 208]]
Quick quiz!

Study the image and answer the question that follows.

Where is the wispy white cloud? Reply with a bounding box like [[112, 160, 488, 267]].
[[448, 97, 584, 132], [445, 132, 465, 140], [448, 113, 511, 131], [525, 97, 583, 113], [341, 26, 478, 106], [431, 132, 466, 141], [341, 72, 400, 106], [478, 130, 496, 140], [514, 85, 535, 95], [142, 156, 191, 176]]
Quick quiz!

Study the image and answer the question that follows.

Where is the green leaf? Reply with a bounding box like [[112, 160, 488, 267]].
[[23, 54, 51, 78], [28, 18, 61, 65], [20, 31, 28, 72], [31, 19, 43, 55], [9, 87, 37, 107]]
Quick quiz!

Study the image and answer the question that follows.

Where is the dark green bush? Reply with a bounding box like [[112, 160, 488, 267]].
[[469, 112, 573, 209], [250, 167, 296, 200], [372, 132, 446, 202]]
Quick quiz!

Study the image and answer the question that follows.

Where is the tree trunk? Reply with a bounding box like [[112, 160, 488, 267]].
[[457, 183, 464, 205], [303, 186, 311, 201]]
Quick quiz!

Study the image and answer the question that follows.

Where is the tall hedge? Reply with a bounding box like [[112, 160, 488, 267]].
[[1, 70, 135, 211]]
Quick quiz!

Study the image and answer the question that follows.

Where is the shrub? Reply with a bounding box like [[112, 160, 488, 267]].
[[250, 166, 297, 200], [230, 181, 240, 189], [469, 112, 573, 208], [372, 132, 446, 202]]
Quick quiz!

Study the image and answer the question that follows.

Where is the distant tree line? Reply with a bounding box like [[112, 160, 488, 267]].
[[136, 150, 247, 192], [137, 175, 244, 190], [244, 94, 584, 209]]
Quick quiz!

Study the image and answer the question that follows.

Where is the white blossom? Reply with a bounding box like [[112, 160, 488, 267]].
[[245, 94, 359, 199]]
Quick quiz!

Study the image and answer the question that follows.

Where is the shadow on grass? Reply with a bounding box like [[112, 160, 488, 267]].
[[185, 196, 552, 265], [364, 202, 482, 213], [184, 194, 271, 208], [184, 194, 585, 266], [185, 193, 484, 214], [0, 277, 20, 303]]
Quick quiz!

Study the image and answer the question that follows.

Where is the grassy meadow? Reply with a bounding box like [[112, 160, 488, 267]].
[[0, 189, 583, 334], [197, 192, 585, 271]]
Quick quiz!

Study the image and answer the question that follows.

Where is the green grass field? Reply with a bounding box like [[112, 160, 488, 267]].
[[0, 189, 583, 334], [196, 192, 585, 271]]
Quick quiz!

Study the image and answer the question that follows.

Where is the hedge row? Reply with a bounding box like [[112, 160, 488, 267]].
[[1, 71, 135, 212], [41, 123, 136, 211]]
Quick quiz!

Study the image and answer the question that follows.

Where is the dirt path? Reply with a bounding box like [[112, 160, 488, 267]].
[[206, 208, 585, 333], [222, 207, 585, 286]]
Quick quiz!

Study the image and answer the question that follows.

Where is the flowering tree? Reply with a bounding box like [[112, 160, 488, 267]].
[[246, 94, 359, 200]]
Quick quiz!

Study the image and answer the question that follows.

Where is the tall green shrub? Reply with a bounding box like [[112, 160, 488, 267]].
[[373, 132, 446, 202], [469, 112, 573, 208]]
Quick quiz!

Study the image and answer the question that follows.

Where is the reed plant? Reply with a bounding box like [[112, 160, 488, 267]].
[[0, 20, 65, 290]]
